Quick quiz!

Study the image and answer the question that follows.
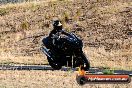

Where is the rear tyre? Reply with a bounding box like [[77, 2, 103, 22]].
[[74, 53, 90, 71], [81, 53, 90, 71]]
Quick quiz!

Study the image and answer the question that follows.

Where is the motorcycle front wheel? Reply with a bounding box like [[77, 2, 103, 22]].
[[47, 57, 62, 70]]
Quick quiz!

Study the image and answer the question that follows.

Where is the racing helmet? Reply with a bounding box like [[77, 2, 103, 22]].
[[52, 18, 63, 30]]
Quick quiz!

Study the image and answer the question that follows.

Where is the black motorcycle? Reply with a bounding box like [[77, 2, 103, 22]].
[[41, 31, 90, 70]]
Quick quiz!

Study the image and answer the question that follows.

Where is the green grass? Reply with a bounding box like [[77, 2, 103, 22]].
[[0, 8, 9, 16], [102, 69, 114, 74], [21, 21, 30, 30]]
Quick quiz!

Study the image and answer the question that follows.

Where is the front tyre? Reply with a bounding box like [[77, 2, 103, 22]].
[[47, 57, 62, 70], [49, 62, 62, 70]]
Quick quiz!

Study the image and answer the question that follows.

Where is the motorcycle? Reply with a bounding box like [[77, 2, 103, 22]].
[[41, 31, 90, 70]]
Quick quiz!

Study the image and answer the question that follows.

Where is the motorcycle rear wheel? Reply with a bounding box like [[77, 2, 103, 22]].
[[81, 53, 90, 71], [74, 53, 90, 71]]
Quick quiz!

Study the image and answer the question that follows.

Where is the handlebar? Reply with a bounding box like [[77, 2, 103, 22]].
[[51, 34, 61, 41]]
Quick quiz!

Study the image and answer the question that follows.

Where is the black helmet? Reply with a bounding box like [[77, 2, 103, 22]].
[[52, 19, 62, 29]]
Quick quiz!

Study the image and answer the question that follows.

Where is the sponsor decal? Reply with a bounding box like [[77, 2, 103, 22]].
[[76, 66, 131, 85]]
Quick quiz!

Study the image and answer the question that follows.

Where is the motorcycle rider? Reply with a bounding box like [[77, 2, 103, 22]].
[[42, 18, 69, 49], [49, 19, 70, 46], [49, 19, 63, 37], [49, 19, 72, 66], [49, 19, 70, 38]]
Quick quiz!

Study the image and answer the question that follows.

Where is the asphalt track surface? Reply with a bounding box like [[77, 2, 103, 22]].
[[0, 65, 132, 76]]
